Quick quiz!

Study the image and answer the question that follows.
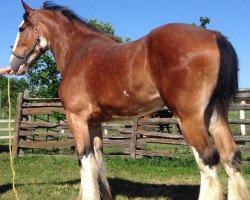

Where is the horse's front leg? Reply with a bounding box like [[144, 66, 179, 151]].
[[91, 124, 112, 200], [66, 111, 101, 200]]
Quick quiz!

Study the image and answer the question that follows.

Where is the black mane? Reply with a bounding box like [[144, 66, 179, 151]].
[[42, 1, 85, 24], [41, 1, 119, 42]]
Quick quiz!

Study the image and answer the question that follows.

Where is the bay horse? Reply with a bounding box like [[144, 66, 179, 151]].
[[10, 1, 249, 200]]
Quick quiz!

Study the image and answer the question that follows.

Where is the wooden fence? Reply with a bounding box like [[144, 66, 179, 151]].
[[0, 119, 14, 141], [12, 89, 250, 158]]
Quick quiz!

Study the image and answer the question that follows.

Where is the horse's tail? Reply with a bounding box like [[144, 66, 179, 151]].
[[212, 33, 239, 112]]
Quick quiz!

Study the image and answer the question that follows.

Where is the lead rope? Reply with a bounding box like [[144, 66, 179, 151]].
[[7, 76, 19, 200]]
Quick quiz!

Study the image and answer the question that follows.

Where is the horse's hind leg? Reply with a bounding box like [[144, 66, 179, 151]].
[[179, 114, 223, 200], [207, 106, 249, 200]]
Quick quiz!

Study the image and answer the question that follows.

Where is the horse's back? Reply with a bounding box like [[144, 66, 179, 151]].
[[149, 23, 217, 42], [147, 23, 219, 59]]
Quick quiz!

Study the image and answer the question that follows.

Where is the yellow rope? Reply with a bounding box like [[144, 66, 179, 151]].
[[7, 76, 19, 200]]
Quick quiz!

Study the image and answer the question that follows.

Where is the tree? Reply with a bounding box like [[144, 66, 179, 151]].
[[27, 52, 61, 98], [199, 17, 210, 28], [86, 19, 130, 43], [193, 17, 210, 28], [0, 76, 28, 109], [87, 19, 115, 35]]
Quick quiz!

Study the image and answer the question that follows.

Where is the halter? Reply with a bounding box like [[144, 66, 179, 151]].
[[11, 10, 44, 69]]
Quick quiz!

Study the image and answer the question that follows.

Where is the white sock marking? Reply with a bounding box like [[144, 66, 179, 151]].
[[191, 147, 223, 200], [224, 164, 249, 200], [80, 153, 100, 200]]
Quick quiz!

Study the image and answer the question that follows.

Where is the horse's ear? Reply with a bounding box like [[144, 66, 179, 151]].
[[21, 0, 33, 14]]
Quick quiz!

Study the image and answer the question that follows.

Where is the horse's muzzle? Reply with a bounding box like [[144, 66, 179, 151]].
[[10, 56, 23, 73], [10, 56, 28, 74]]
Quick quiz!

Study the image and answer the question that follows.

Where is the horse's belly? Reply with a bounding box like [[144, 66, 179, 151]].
[[105, 92, 165, 120]]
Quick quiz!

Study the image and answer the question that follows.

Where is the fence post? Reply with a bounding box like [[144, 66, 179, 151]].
[[12, 92, 24, 157], [130, 118, 138, 158], [240, 101, 246, 135]]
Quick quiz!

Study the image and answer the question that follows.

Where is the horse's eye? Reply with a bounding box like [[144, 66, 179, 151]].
[[19, 27, 25, 32]]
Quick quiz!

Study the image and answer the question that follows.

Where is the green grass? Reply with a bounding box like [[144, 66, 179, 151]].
[[0, 154, 249, 200], [0, 110, 249, 199]]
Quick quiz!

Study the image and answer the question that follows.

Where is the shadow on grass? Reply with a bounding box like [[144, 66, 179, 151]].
[[58, 178, 200, 200], [0, 183, 12, 194], [0, 145, 9, 153], [0, 178, 199, 199], [109, 178, 199, 200]]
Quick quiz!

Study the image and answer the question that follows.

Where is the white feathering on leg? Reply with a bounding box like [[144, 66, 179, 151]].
[[191, 147, 224, 200], [79, 153, 100, 200], [224, 164, 249, 200]]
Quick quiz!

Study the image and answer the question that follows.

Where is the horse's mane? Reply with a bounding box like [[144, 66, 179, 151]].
[[40, 1, 119, 42]]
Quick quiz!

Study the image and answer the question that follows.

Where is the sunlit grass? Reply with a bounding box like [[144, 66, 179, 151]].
[[0, 154, 249, 200]]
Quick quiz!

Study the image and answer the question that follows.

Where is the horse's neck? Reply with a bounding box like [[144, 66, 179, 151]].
[[47, 24, 114, 75]]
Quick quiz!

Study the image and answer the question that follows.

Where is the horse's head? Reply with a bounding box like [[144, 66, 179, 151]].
[[10, 1, 48, 74]]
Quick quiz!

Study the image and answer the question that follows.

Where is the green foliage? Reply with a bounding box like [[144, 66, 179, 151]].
[[87, 19, 115, 35], [199, 17, 210, 28], [51, 111, 66, 122], [125, 37, 132, 42], [193, 16, 210, 28], [0, 76, 28, 109], [26, 52, 61, 98], [86, 19, 131, 43]]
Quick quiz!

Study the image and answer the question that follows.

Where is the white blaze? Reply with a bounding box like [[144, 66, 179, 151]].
[[10, 21, 24, 62]]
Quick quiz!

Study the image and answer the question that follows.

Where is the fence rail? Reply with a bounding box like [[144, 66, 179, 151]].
[[0, 135, 13, 140], [0, 119, 14, 131], [11, 89, 250, 158], [0, 119, 14, 141]]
